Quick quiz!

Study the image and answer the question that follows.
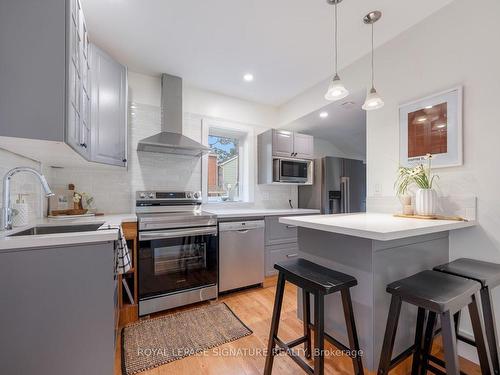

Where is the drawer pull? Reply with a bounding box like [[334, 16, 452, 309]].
[[285, 225, 297, 229], [286, 253, 298, 258]]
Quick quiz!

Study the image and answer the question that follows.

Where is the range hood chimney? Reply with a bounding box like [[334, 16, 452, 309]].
[[137, 73, 210, 156]]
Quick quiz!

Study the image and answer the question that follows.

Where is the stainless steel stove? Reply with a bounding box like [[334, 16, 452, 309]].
[[136, 191, 218, 315]]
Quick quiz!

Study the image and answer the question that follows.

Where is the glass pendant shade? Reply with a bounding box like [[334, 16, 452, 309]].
[[362, 87, 384, 111], [325, 74, 349, 101]]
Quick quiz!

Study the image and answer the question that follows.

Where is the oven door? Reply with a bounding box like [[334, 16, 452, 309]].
[[276, 159, 309, 183], [138, 226, 218, 300]]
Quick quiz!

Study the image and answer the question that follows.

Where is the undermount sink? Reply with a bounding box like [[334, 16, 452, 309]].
[[8, 224, 103, 237]]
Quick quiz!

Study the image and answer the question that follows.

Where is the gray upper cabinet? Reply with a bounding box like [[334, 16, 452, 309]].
[[265, 129, 314, 160], [90, 44, 128, 167], [272, 130, 295, 157], [0, 0, 127, 167], [66, 0, 91, 159], [293, 132, 314, 159]]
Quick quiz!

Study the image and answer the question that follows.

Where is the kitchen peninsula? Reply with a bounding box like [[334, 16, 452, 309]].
[[279, 213, 476, 370]]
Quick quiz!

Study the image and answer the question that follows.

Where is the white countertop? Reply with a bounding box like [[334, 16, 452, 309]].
[[0, 214, 137, 251], [203, 207, 320, 218], [279, 213, 476, 241]]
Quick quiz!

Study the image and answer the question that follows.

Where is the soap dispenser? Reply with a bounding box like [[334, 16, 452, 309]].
[[12, 193, 29, 227]]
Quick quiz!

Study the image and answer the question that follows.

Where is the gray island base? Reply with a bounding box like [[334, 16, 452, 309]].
[[295, 227, 449, 370]]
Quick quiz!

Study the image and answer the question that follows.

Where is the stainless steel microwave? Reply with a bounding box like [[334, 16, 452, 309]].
[[273, 158, 313, 184]]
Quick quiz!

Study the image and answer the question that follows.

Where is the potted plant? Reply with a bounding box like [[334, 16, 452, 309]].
[[395, 154, 439, 216]]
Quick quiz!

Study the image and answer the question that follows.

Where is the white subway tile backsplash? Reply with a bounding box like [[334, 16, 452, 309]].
[[43, 102, 296, 214]]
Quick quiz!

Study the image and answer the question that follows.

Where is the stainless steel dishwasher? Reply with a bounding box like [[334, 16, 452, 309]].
[[218, 220, 265, 292]]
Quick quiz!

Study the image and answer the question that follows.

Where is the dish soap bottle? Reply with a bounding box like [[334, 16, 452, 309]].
[[12, 194, 29, 227]]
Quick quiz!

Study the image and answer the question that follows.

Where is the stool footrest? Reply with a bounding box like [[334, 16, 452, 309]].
[[274, 337, 314, 375], [427, 353, 468, 375], [388, 344, 417, 370], [274, 335, 308, 350]]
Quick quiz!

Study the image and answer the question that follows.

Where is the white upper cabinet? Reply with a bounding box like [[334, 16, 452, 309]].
[[90, 44, 128, 167]]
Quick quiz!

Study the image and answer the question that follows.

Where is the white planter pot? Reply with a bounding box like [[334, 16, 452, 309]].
[[415, 189, 438, 216]]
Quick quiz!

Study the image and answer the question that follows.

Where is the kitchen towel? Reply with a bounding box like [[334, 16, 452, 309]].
[[99, 225, 131, 274]]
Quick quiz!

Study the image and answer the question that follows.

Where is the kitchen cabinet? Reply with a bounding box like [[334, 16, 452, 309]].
[[272, 130, 295, 157], [0, 0, 127, 167], [0, 240, 116, 375], [293, 132, 314, 159], [264, 216, 300, 276], [270, 129, 314, 159], [67, 0, 91, 159], [90, 44, 128, 167]]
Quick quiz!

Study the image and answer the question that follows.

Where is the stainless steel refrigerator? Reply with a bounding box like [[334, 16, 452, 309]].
[[298, 157, 366, 214]]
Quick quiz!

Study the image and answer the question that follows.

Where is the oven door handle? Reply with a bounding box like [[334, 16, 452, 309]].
[[139, 227, 218, 241]]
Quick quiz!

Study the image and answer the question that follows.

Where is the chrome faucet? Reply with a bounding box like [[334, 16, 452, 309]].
[[2, 167, 54, 230]]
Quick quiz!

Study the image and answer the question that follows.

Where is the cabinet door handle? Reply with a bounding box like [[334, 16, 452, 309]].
[[286, 253, 298, 258], [80, 143, 87, 148], [122, 158, 127, 163], [285, 225, 297, 229]]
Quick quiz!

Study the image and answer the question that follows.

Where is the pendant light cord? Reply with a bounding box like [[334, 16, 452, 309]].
[[334, 2, 338, 75], [371, 23, 374, 89]]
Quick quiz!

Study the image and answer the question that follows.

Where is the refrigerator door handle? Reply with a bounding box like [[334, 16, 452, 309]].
[[340, 177, 350, 213]]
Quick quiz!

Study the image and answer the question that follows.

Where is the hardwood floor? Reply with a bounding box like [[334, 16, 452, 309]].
[[115, 277, 481, 375]]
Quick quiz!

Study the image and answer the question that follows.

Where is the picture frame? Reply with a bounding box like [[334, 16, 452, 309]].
[[399, 86, 463, 168]]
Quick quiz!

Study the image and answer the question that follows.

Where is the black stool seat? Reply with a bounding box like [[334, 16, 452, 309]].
[[274, 258, 357, 294], [434, 258, 500, 288], [387, 270, 481, 313]]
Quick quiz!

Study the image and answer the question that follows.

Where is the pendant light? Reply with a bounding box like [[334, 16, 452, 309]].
[[325, 0, 349, 101], [362, 10, 384, 111]]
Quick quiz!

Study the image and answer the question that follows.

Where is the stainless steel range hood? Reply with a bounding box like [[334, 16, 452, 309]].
[[137, 74, 210, 156]]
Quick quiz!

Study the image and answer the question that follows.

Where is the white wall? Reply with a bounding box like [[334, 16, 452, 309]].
[[364, 0, 500, 360]]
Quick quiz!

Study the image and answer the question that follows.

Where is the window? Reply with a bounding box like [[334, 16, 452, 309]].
[[207, 134, 240, 202], [201, 118, 255, 203]]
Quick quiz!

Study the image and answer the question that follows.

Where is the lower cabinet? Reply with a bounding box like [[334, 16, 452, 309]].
[[265, 242, 299, 276], [265, 215, 300, 276]]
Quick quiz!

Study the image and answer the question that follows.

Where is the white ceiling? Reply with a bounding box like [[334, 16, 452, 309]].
[[285, 90, 366, 158], [81, 0, 454, 106]]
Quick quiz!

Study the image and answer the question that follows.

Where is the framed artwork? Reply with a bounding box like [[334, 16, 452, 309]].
[[399, 86, 463, 168]]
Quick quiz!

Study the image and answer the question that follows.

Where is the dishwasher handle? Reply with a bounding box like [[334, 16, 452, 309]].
[[219, 220, 265, 232]]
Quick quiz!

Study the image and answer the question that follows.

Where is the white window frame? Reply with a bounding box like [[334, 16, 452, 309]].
[[201, 118, 255, 203]]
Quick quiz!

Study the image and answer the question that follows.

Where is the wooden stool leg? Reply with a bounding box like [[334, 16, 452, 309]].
[[411, 307, 426, 375], [302, 289, 312, 359], [313, 293, 325, 375], [341, 289, 364, 375], [441, 310, 460, 375], [469, 292, 493, 375], [377, 295, 402, 375], [481, 287, 500, 375], [264, 272, 286, 375], [419, 311, 436, 375]]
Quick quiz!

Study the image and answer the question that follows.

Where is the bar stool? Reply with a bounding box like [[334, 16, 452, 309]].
[[378, 270, 492, 375], [263, 258, 364, 375], [431, 258, 500, 375]]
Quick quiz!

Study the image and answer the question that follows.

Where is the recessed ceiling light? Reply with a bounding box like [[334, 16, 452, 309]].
[[319, 112, 329, 118], [243, 73, 254, 82]]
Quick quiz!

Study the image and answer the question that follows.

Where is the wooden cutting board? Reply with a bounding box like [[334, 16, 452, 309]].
[[393, 214, 468, 222]]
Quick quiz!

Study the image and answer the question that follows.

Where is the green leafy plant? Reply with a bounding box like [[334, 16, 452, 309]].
[[395, 154, 439, 195]]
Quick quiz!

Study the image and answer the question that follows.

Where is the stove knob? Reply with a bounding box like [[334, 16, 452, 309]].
[[186, 192, 193, 199], [139, 192, 146, 199], [148, 192, 155, 199], [193, 191, 201, 199]]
